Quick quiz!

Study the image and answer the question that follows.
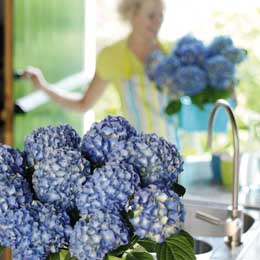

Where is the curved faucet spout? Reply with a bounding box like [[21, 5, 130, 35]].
[[208, 99, 240, 218]]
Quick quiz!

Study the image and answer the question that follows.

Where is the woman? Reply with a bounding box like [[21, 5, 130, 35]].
[[23, 0, 179, 145]]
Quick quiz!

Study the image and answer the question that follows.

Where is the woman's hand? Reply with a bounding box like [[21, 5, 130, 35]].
[[21, 66, 48, 89]]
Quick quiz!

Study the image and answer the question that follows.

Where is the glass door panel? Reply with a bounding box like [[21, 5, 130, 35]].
[[13, 0, 86, 149]]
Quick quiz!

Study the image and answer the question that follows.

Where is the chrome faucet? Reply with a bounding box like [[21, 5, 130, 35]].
[[197, 99, 243, 248]]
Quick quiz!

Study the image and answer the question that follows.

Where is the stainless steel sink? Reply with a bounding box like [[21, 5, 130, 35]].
[[194, 239, 213, 260], [183, 199, 260, 259], [184, 200, 254, 237]]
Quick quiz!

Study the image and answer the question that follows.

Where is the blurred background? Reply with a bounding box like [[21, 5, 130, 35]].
[[1, 0, 260, 152]]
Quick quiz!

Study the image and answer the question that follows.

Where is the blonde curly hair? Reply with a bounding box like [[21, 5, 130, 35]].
[[118, 0, 164, 22]]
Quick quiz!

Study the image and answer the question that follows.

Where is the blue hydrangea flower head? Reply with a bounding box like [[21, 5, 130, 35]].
[[129, 185, 185, 243], [0, 143, 25, 176], [24, 124, 81, 166], [152, 55, 180, 88], [0, 201, 71, 260], [207, 36, 233, 57], [145, 50, 166, 81], [171, 65, 207, 96], [81, 115, 138, 165], [77, 162, 140, 215], [174, 35, 199, 52], [109, 133, 183, 188], [69, 211, 129, 260], [174, 36, 207, 66], [206, 55, 235, 89], [33, 148, 91, 210]]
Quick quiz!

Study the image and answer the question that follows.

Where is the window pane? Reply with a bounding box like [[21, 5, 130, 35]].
[[13, 0, 85, 149]]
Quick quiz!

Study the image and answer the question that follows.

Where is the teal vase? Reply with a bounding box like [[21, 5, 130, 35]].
[[178, 97, 236, 133]]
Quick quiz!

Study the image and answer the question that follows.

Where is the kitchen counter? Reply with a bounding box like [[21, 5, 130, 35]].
[[180, 157, 260, 259]]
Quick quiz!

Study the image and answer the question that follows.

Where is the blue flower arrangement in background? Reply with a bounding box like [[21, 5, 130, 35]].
[[0, 116, 195, 260], [146, 35, 247, 115]]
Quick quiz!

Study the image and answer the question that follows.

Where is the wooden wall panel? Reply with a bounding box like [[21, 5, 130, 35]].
[[3, 0, 13, 145]]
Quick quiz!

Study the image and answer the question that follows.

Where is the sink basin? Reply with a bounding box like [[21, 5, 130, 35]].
[[194, 239, 212, 254], [183, 200, 255, 237], [194, 239, 213, 260], [182, 200, 260, 259]]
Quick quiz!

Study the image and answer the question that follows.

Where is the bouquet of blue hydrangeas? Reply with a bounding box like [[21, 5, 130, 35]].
[[145, 35, 247, 115], [0, 116, 195, 260]]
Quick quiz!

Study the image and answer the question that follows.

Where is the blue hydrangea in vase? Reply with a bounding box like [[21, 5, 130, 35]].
[[0, 116, 195, 260], [146, 35, 247, 132]]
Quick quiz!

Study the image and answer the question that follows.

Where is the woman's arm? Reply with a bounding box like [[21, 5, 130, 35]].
[[22, 67, 108, 112]]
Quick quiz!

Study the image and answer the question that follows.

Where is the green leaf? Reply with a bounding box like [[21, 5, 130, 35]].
[[47, 249, 77, 260], [64, 252, 78, 260], [138, 238, 157, 253], [191, 86, 235, 109], [0, 245, 5, 255], [126, 252, 154, 260], [191, 93, 205, 110], [106, 255, 125, 260], [156, 230, 195, 260], [57, 249, 78, 260], [179, 230, 194, 248], [170, 183, 186, 197], [165, 100, 181, 115], [109, 235, 139, 257], [202, 87, 234, 104], [47, 252, 61, 260]]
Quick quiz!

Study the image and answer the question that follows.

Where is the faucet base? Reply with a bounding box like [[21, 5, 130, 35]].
[[225, 236, 242, 248], [225, 208, 244, 248]]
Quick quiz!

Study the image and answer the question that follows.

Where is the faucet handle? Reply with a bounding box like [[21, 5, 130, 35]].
[[195, 211, 224, 225]]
